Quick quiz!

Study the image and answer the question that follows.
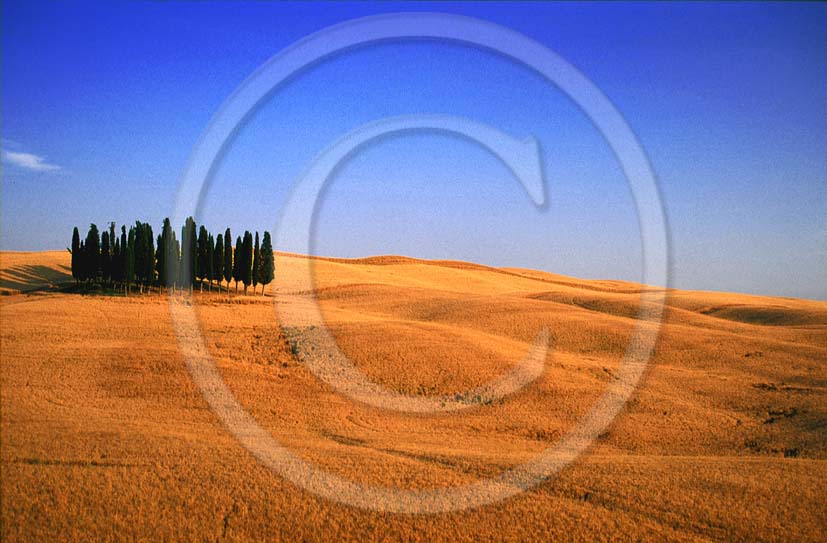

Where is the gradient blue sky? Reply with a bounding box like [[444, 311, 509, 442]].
[[2, 1, 826, 299]]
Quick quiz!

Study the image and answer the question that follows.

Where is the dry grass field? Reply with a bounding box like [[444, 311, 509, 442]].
[[1, 250, 826, 542]]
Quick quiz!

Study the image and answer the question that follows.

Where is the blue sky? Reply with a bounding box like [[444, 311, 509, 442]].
[[2, 1, 826, 299]]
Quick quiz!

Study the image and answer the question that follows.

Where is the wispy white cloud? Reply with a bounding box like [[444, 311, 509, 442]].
[[2, 148, 62, 172]]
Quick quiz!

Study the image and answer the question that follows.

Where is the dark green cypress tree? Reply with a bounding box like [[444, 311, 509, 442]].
[[180, 223, 189, 290], [207, 234, 215, 292], [71, 227, 80, 284], [155, 234, 164, 288], [167, 224, 179, 292], [85, 224, 101, 284], [258, 231, 275, 295], [188, 218, 197, 291], [213, 234, 224, 293], [197, 225, 209, 291], [223, 228, 232, 291], [252, 231, 261, 295], [173, 237, 182, 291], [241, 231, 253, 295], [120, 226, 128, 292], [134, 222, 145, 292], [144, 223, 155, 290], [180, 217, 197, 292], [101, 231, 111, 286], [126, 226, 136, 295], [112, 237, 122, 286], [108, 222, 116, 286], [232, 236, 242, 293], [132, 221, 154, 292], [157, 218, 174, 289], [78, 240, 86, 282]]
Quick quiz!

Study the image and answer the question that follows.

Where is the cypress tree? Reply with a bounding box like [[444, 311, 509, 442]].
[[223, 228, 232, 291], [167, 224, 179, 292], [252, 232, 260, 295], [258, 231, 275, 295], [120, 226, 128, 292], [85, 224, 101, 284], [112, 237, 122, 287], [197, 225, 209, 291], [134, 222, 146, 292], [144, 223, 155, 290], [180, 217, 197, 292], [188, 218, 197, 291], [241, 231, 253, 295], [214, 234, 224, 293], [132, 221, 154, 292], [232, 236, 242, 293], [108, 222, 116, 287], [101, 231, 111, 285], [126, 226, 136, 295], [78, 240, 86, 282], [180, 223, 189, 290], [173, 237, 182, 292], [157, 218, 174, 289], [207, 234, 215, 292], [71, 227, 80, 284], [155, 234, 164, 289]]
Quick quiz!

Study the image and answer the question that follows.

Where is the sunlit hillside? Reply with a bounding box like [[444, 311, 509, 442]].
[[2, 251, 825, 542]]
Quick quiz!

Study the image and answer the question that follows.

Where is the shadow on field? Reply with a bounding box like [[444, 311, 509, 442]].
[[0, 264, 72, 293]]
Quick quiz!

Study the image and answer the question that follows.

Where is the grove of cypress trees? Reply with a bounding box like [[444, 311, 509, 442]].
[[214, 234, 224, 293], [68, 219, 278, 296], [258, 231, 275, 295], [223, 228, 232, 291], [252, 232, 260, 295], [71, 227, 80, 284], [232, 236, 242, 293]]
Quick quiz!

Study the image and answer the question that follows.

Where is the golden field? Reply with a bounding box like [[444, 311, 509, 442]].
[[1, 250, 826, 542]]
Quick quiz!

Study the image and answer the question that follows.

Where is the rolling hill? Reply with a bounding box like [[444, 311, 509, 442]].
[[1, 250, 825, 542]]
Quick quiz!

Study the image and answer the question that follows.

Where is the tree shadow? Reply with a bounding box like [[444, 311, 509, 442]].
[[0, 264, 72, 292]]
